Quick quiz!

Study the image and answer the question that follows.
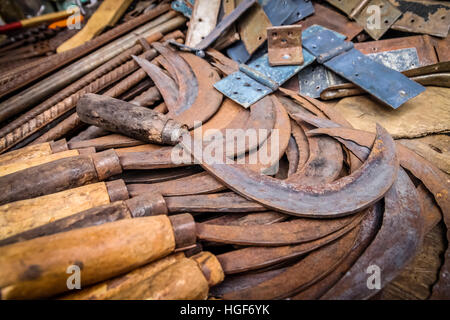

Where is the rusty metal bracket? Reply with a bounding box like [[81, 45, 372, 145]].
[[227, 0, 315, 63], [326, 0, 402, 40], [267, 25, 304, 66], [391, 0, 450, 38]]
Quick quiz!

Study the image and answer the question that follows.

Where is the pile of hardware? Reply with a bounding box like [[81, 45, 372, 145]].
[[0, 0, 448, 300]]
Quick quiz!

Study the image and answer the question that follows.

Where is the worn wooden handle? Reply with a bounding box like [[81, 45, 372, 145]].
[[0, 139, 68, 166], [0, 213, 196, 299], [0, 148, 97, 177], [77, 94, 188, 145], [0, 180, 129, 244], [61, 253, 186, 300], [0, 149, 122, 205], [62, 251, 224, 300]]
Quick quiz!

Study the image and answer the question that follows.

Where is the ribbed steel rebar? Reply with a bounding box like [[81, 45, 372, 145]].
[[0, 44, 145, 137], [3, 49, 158, 151], [0, 4, 171, 100], [0, 7, 176, 125]]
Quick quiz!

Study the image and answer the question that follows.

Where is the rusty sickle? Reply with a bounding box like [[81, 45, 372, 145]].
[[181, 124, 398, 217]]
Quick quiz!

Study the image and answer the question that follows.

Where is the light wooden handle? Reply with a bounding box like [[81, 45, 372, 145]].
[[0, 180, 129, 244], [0, 140, 68, 167], [61, 253, 186, 300], [62, 252, 224, 300], [0, 213, 195, 299], [0, 149, 122, 205]]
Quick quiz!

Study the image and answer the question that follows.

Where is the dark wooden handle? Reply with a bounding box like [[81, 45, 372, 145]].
[[0, 149, 122, 205], [77, 94, 188, 145]]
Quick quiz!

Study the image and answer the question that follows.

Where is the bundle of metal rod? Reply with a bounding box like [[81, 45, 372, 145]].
[[0, 4, 175, 122]]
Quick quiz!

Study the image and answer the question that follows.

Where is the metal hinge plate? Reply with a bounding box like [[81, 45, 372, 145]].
[[302, 27, 425, 108], [299, 47, 421, 98], [215, 50, 315, 108]]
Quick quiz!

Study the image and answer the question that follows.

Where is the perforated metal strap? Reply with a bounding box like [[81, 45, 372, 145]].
[[302, 27, 425, 108]]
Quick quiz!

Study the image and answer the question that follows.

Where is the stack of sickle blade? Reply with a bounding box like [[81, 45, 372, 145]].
[[1, 44, 447, 300]]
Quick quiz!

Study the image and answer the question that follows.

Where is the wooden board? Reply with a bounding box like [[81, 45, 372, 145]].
[[334, 87, 450, 139], [185, 0, 221, 47], [57, 0, 134, 53]]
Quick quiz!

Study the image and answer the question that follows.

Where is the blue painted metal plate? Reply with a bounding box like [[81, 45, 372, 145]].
[[298, 47, 420, 98], [171, 0, 194, 18], [302, 26, 425, 108], [215, 51, 315, 108], [284, 0, 315, 25], [324, 48, 425, 108], [263, 0, 298, 26]]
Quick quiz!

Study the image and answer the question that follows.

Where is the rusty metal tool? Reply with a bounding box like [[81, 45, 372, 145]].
[[213, 217, 361, 299], [301, 125, 450, 299], [180, 124, 398, 217], [133, 45, 223, 129], [0, 30, 184, 153], [0, 213, 196, 299], [214, 212, 365, 275], [322, 169, 424, 299], [292, 202, 383, 299]]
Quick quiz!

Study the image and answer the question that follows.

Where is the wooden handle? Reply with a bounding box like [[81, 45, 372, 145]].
[[61, 253, 186, 300], [0, 191, 167, 246], [63, 252, 223, 300], [125, 252, 222, 300], [77, 94, 188, 145], [0, 140, 68, 167], [0, 149, 80, 177], [0, 213, 195, 299], [0, 180, 129, 243], [0, 149, 122, 205]]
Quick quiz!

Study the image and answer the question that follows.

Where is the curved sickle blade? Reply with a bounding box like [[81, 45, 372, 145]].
[[132, 55, 179, 110], [304, 124, 450, 298], [164, 192, 267, 213], [322, 169, 424, 299], [292, 202, 383, 299], [151, 43, 198, 115], [218, 223, 360, 300], [197, 212, 361, 246], [127, 98, 290, 197], [181, 124, 398, 217], [216, 213, 365, 274]]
